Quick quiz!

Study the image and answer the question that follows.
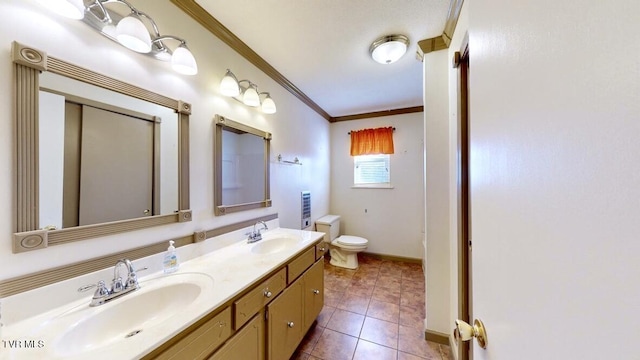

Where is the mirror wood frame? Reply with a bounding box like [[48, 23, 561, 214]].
[[12, 41, 192, 253], [213, 115, 271, 216]]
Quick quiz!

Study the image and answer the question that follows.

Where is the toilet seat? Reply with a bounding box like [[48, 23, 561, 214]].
[[336, 235, 368, 247]]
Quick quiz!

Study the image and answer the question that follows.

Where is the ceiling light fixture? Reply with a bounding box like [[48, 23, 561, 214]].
[[369, 34, 410, 64], [36, 0, 198, 75], [219, 69, 277, 114]]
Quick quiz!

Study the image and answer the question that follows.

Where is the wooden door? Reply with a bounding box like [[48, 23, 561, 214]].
[[78, 105, 153, 225], [267, 279, 303, 360], [303, 260, 324, 330]]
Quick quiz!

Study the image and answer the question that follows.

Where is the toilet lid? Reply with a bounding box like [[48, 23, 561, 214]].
[[337, 236, 368, 246]]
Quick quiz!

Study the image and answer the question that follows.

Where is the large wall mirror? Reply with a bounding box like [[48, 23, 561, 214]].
[[214, 115, 271, 215], [12, 42, 191, 253]]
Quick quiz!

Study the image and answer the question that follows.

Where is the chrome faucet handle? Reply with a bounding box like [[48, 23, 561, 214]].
[[78, 280, 110, 305], [126, 266, 148, 289], [78, 280, 108, 294]]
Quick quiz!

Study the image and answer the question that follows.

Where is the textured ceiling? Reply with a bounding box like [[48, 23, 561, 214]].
[[194, 0, 450, 118]]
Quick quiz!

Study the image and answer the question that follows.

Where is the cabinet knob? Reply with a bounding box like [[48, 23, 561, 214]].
[[287, 321, 295, 328], [264, 290, 272, 298], [313, 289, 320, 295], [319, 247, 326, 252]]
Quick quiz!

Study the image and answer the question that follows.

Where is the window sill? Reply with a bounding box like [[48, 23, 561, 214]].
[[351, 184, 394, 189]]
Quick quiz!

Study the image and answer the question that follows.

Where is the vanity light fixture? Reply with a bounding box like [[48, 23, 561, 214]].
[[369, 34, 410, 64], [35, 0, 198, 75], [219, 69, 277, 114]]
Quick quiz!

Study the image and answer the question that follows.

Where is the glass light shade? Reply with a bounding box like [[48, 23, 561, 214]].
[[220, 71, 240, 97], [261, 95, 277, 114], [171, 45, 198, 75], [37, 0, 85, 20], [243, 85, 260, 107], [116, 16, 152, 53], [370, 35, 409, 64]]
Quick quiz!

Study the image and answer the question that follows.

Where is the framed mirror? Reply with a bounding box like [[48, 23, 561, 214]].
[[12, 41, 191, 253], [214, 115, 271, 215]]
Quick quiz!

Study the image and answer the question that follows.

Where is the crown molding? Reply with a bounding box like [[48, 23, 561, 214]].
[[330, 106, 424, 122], [416, 0, 464, 60], [170, 0, 331, 121]]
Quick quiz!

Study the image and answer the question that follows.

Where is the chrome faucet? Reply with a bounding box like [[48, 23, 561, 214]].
[[247, 221, 268, 243], [78, 258, 146, 307]]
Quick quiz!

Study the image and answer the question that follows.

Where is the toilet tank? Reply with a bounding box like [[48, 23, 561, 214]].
[[315, 215, 341, 242]]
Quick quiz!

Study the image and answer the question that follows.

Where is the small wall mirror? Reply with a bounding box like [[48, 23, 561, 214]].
[[12, 42, 191, 253], [214, 115, 271, 215]]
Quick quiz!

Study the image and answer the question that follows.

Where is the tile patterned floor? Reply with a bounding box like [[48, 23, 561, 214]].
[[291, 255, 451, 360]]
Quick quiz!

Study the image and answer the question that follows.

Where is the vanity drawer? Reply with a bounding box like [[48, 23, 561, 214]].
[[287, 247, 315, 284], [315, 242, 327, 260], [157, 306, 231, 360], [234, 268, 286, 330]]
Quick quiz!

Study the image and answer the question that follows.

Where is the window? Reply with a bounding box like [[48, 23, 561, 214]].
[[354, 154, 390, 187]]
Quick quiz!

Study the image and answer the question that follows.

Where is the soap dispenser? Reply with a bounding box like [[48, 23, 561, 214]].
[[163, 240, 179, 273]]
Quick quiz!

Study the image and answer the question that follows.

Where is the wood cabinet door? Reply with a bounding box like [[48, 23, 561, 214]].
[[303, 260, 324, 330], [267, 280, 304, 360], [209, 313, 264, 360]]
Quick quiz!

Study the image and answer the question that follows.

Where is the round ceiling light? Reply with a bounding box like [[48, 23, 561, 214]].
[[369, 34, 410, 64]]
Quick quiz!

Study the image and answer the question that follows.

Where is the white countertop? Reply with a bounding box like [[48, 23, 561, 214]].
[[0, 226, 324, 360]]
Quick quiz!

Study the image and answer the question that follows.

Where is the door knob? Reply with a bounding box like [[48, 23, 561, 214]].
[[454, 319, 487, 349]]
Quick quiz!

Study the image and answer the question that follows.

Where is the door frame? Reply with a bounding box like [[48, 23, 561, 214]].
[[453, 32, 471, 360]]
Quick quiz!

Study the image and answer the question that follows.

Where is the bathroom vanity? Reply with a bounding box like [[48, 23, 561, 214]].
[[144, 238, 326, 360], [0, 228, 325, 360]]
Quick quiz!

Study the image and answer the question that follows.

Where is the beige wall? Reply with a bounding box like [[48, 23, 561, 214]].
[[0, 0, 330, 280], [329, 113, 424, 259], [423, 49, 452, 334]]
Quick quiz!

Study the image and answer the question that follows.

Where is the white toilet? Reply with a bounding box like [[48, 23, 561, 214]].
[[315, 215, 368, 269]]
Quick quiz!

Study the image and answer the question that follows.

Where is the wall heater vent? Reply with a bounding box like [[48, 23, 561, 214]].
[[301, 191, 311, 229]]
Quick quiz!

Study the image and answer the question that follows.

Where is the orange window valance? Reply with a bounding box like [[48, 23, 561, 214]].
[[350, 127, 395, 156]]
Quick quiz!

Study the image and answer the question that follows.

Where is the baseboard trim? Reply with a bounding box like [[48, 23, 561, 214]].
[[361, 252, 422, 264], [425, 329, 450, 345]]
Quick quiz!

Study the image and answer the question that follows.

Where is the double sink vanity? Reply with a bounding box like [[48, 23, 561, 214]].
[[1, 227, 326, 360]]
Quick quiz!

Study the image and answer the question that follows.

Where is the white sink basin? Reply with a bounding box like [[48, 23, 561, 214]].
[[251, 235, 302, 254], [52, 272, 213, 358]]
